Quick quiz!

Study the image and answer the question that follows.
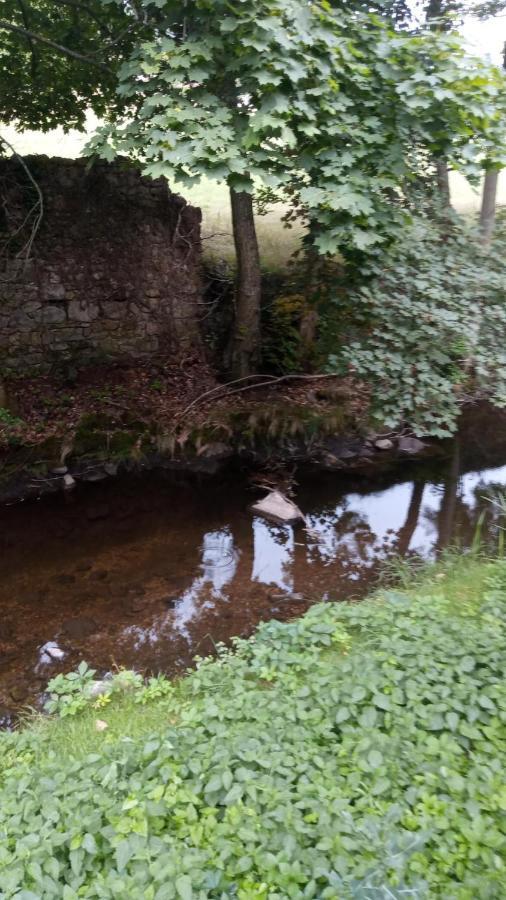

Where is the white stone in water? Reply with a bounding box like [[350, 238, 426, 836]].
[[63, 474, 76, 490], [375, 438, 394, 451], [39, 641, 65, 663], [251, 490, 305, 525]]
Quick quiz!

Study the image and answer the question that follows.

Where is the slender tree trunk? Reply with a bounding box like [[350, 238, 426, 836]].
[[299, 238, 322, 370], [478, 44, 505, 245], [228, 187, 262, 378], [479, 169, 499, 246], [435, 158, 451, 210]]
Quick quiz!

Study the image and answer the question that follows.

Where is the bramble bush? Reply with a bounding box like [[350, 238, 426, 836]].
[[1, 561, 506, 897], [329, 215, 506, 436]]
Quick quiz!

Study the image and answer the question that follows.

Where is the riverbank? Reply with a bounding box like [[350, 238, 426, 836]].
[[0, 357, 412, 504], [2, 554, 506, 897]]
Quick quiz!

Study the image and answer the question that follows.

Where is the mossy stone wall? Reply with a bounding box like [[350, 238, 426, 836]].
[[0, 156, 203, 370]]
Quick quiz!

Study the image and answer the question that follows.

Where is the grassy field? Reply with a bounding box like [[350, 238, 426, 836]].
[[3, 121, 504, 270], [1, 553, 506, 896]]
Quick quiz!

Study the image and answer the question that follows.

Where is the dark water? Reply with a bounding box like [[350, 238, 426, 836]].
[[1, 407, 506, 723]]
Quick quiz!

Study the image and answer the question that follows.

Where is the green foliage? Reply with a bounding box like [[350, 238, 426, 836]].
[[0, 407, 22, 428], [329, 215, 506, 435], [134, 674, 175, 706], [44, 666, 175, 718], [262, 292, 306, 374], [44, 661, 96, 717], [0, 0, 144, 131], [2, 559, 506, 896], [88, 0, 506, 259]]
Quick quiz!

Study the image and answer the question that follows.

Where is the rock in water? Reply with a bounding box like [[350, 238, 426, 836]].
[[398, 436, 426, 454], [375, 438, 394, 451], [251, 490, 305, 525]]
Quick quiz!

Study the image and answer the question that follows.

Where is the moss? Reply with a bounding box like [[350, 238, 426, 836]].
[[224, 402, 353, 447]]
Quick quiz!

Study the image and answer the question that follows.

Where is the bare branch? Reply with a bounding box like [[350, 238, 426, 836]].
[[0, 135, 44, 277], [175, 373, 342, 423]]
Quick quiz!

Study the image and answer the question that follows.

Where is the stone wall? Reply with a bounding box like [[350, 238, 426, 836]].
[[0, 156, 202, 370]]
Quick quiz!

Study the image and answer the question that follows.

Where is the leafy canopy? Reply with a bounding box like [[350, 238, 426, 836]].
[[89, 0, 506, 256], [0, 0, 146, 131]]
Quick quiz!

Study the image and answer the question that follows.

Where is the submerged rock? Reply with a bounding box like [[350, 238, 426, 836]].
[[251, 490, 305, 526], [375, 438, 394, 451], [51, 466, 68, 476], [9, 683, 28, 703], [39, 641, 65, 662], [86, 502, 110, 521], [398, 436, 426, 454], [62, 616, 97, 640]]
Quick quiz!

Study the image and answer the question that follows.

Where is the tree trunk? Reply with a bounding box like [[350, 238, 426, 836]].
[[435, 158, 451, 210], [479, 169, 499, 246], [228, 187, 262, 378], [299, 239, 322, 370]]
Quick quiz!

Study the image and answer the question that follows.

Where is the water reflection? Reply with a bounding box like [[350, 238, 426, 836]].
[[252, 521, 293, 591], [3, 421, 506, 713]]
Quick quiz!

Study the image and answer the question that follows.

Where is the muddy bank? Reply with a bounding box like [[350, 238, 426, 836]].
[[1, 362, 377, 503], [0, 418, 432, 505]]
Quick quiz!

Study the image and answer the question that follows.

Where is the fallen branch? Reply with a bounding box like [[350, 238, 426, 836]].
[[176, 373, 341, 423]]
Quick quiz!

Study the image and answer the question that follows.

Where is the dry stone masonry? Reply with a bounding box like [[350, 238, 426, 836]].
[[0, 156, 203, 370]]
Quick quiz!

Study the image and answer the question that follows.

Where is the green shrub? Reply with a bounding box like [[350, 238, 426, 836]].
[[328, 216, 506, 436], [1, 562, 506, 897]]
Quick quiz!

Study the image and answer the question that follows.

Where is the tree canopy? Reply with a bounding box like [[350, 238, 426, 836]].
[[87, 0, 506, 257], [0, 0, 143, 130], [2, 0, 506, 387]]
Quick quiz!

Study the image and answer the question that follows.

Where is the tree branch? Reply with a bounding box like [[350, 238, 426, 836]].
[[175, 373, 344, 423], [15, 0, 38, 79], [0, 19, 113, 71], [0, 135, 44, 276]]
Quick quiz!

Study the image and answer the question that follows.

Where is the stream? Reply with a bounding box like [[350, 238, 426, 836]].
[[1, 406, 506, 725]]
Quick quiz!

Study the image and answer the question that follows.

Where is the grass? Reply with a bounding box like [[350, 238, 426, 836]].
[[4, 122, 503, 272], [2, 552, 506, 897]]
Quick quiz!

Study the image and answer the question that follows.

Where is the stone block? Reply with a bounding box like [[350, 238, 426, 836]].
[[68, 300, 99, 323], [40, 305, 66, 325]]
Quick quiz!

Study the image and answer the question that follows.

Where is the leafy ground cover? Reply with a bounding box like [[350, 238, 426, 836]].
[[1, 556, 506, 897]]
